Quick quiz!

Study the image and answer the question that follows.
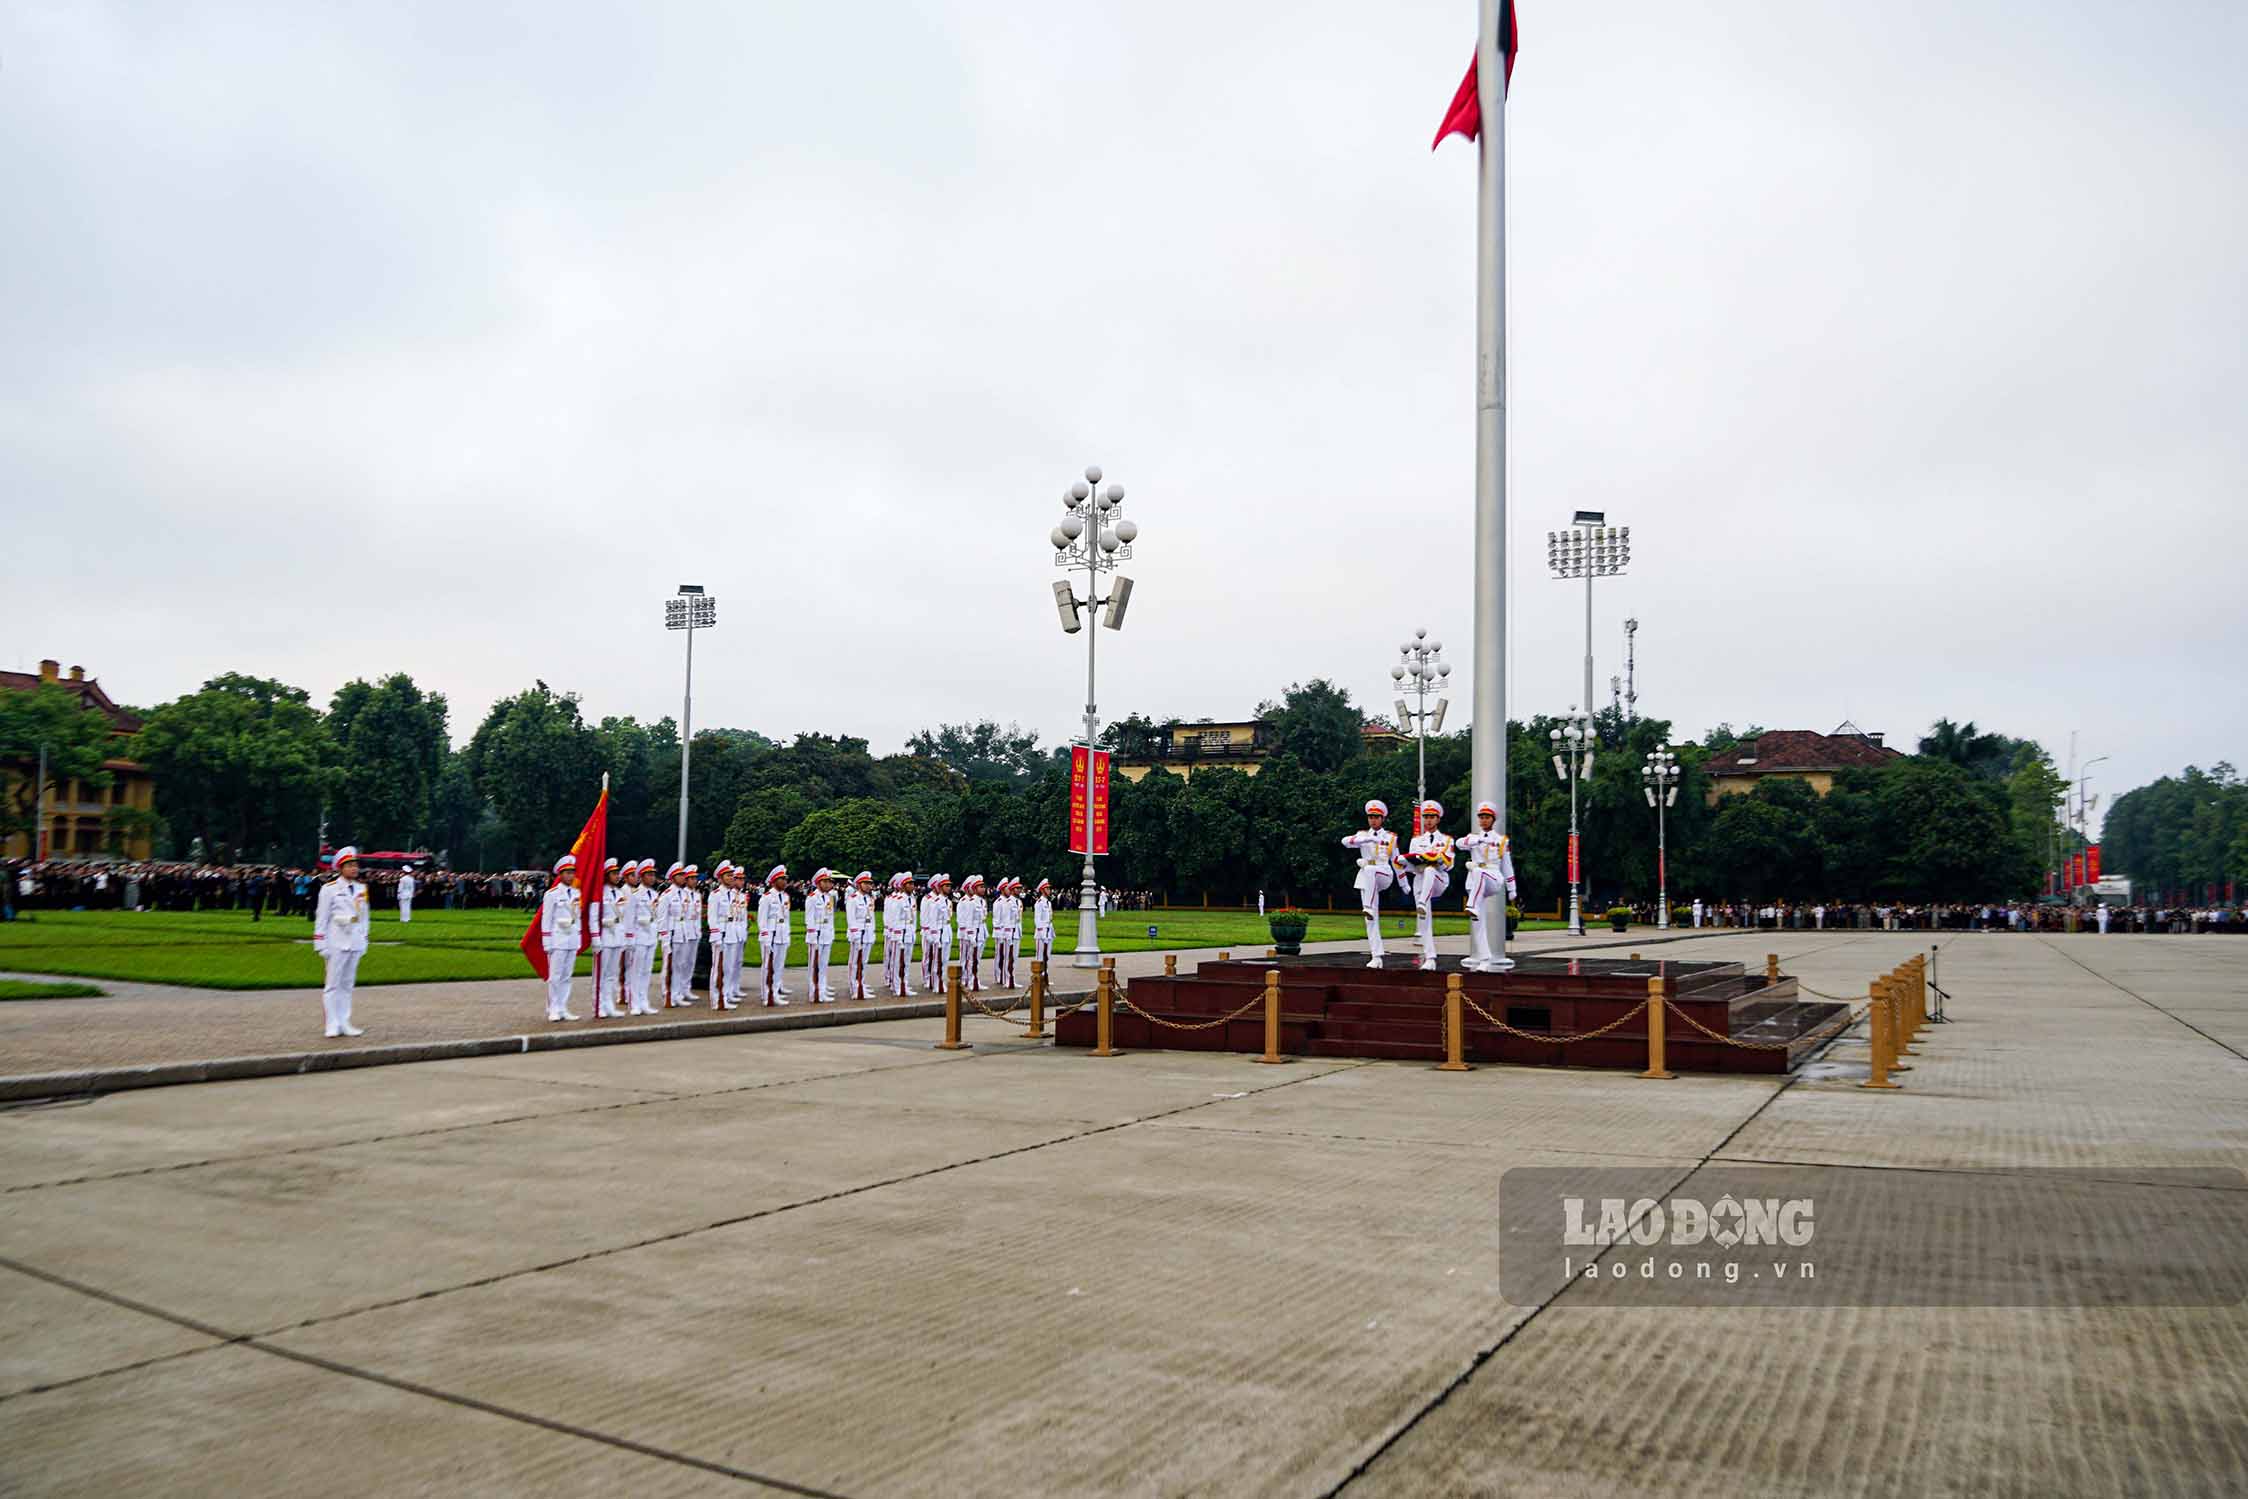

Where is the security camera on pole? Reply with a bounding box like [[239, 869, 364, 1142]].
[[663, 585, 716, 866], [1643, 746, 1680, 930], [1049, 465, 1139, 968], [1389, 630, 1450, 811], [1549, 706, 1593, 936]]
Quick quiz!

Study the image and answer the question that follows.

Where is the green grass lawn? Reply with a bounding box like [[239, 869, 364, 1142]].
[[0, 905, 1562, 991], [0, 978, 105, 1000]]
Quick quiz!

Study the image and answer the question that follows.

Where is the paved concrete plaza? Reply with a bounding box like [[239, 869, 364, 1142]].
[[2, 930, 2243, 1496]]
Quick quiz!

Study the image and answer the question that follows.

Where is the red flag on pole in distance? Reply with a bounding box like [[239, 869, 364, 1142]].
[[1432, 0, 1519, 150], [520, 779, 610, 980]]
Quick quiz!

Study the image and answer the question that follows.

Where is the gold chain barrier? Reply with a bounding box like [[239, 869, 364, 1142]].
[[1460, 991, 1653, 1045]]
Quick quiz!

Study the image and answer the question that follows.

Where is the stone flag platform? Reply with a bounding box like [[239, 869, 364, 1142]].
[[1055, 951, 1853, 1073]]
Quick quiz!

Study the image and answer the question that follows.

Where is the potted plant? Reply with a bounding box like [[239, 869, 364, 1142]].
[[1505, 903, 1522, 940], [1606, 905, 1633, 933], [1267, 907, 1309, 955]]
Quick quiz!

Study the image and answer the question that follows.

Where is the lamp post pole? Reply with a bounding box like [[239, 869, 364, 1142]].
[[1643, 747, 1679, 930], [1390, 631, 1451, 811], [664, 586, 717, 866], [1549, 707, 1593, 936], [1050, 466, 1140, 968]]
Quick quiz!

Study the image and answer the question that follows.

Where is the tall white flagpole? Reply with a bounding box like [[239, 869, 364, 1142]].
[[1469, 1, 1510, 861]]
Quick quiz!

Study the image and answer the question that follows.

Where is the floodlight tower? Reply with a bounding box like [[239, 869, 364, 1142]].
[[664, 585, 716, 865], [1547, 513, 1630, 728]]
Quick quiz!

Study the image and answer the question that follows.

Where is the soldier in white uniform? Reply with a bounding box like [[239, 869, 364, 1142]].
[[1692, 897, 1705, 928], [540, 853, 584, 1023], [626, 860, 661, 1015], [1032, 878, 1056, 969], [881, 874, 913, 996], [991, 878, 1022, 988], [396, 866, 417, 924], [662, 863, 701, 1007], [804, 868, 839, 1002], [1340, 800, 1405, 967], [312, 847, 371, 1036], [844, 871, 877, 1001], [707, 862, 741, 1009], [920, 875, 953, 992], [592, 857, 626, 1018], [1405, 800, 1456, 970], [1457, 801, 1519, 972], [758, 865, 792, 1006], [956, 876, 989, 991]]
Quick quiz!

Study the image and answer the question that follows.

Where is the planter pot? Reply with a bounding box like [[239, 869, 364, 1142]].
[[1609, 916, 1629, 932], [1274, 941, 1302, 956], [1506, 917, 1519, 939]]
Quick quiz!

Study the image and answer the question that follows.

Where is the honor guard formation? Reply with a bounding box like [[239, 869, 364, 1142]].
[[519, 858, 1060, 1026], [1342, 798, 1517, 972]]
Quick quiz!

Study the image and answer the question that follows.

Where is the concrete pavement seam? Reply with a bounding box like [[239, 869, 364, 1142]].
[[2033, 936, 2248, 1063]]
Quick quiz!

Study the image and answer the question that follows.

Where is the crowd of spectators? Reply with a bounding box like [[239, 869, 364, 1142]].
[[1624, 898, 2242, 934], [1, 860, 549, 919]]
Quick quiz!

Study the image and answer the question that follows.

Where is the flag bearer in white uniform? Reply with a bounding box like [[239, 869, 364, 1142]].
[[991, 878, 1022, 988], [1340, 800, 1404, 967], [844, 871, 877, 1000], [758, 865, 792, 1006], [920, 875, 953, 991], [1457, 801, 1519, 972], [957, 876, 989, 990], [804, 869, 839, 1001], [540, 854, 584, 1023], [884, 874, 918, 996], [703, 862, 730, 1006], [1406, 800, 1456, 970], [396, 866, 417, 923], [625, 860, 660, 1014], [593, 857, 626, 1018], [313, 847, 371, 1036], [1033, 879, 1056, 969]]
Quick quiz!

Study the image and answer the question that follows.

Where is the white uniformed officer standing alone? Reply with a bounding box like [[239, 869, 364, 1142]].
[[396, 865, 417, 924], [312, 847, 371, 1036]]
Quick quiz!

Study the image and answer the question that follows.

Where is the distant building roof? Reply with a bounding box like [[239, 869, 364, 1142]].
[[0, 661, 142, 734], [1704, 728, 1901, 776]]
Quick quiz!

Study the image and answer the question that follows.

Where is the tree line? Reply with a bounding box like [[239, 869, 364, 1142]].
[[18, 669, 2231, 907]]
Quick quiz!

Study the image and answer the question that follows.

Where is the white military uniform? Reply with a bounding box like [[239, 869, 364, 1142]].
[[312, 859, 371, 1036], [844, 876, 876, 1000], [884, 876, 918, 996], [758, 874, 791, 1006], [539, 870, 583, 1022], [957, 879, 988, 991], [1033, 886, 1056, 969], [1692, 898, 1704, 928], [593, 870, 628, 1018], [396, 870, 416, 924], [723, 876, 751, 1003], [991, 882, 1022, 988], [1406, 807, 1456, 970], [1457, 809, 1519, 972], [707, 869, 740, 1008], [920, 881, 952, 992], [625, 873, 658, 1014], [665, 869, 703, 1006], [804, 876, 837, 1001], [1341, 804, 1404, 966]]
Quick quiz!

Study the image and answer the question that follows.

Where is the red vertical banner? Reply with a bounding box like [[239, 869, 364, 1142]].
[[1088, 749, 1111, 856], [1567, 832, 1580, 885], [2087, 844, 2101, 884], [1657, 847, 1665, 896], [1068, 745, 1091, 854]]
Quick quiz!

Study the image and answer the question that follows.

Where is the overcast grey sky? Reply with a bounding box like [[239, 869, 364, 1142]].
[[5, 0, 2242, 827]]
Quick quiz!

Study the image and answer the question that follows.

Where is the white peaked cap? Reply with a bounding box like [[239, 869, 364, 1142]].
[[330, 846, 359, 865], [666, 862, 685, 878], [1421, 799, 1443, 819], [552, 853, 576, 873], [854, 871, 874, 885], [1476, 800, 1499, 818], [766, 864, 788, 885], [1365, 800, 1388, 817]]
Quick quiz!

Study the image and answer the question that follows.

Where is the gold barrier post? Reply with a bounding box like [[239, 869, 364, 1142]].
[[1265, 946, 1278, 959], [1912, 956, 1929, 1037], [1639, 976, 1675, 1080], [1218, 950, 1231, 962], [1766, 952, 1781, 982], [1437, 973, 1472, 1072], [1164, 954, 1177, 976], [1893, 967, 1920, 1056], [935, 961, 968, 1050], [1090, 964, 1121, 1057], [1254, 969, 1287, 1064], [1859, 977, 1901, 1089], [1021, 959, 1047, 1041]]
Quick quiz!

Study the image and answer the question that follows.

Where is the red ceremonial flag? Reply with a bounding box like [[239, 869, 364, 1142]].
[[2087, 844, 2102, 884], [520, 780, 609, 980], [1432, 1, 1520, 150]]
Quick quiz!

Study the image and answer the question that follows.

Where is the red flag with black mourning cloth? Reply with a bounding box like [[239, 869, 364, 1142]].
[[1432, 1, 1519, 150]]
